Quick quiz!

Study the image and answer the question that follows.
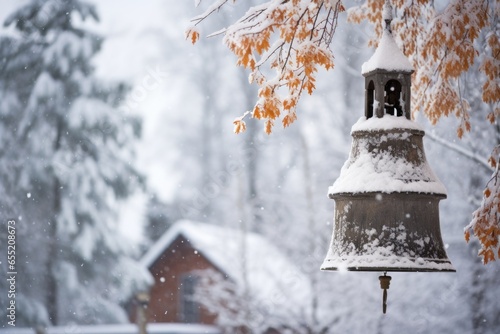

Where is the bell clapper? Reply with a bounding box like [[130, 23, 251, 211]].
[[379, 272, 392, 314]]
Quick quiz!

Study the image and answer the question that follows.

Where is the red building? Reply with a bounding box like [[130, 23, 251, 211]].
[[136, 220, 311, 330], [140, 224, 218, 324]]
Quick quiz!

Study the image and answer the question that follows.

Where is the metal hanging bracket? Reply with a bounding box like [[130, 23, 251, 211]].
[[379, 273, 392, 314]]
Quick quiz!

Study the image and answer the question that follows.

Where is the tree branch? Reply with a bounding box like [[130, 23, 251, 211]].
[[425, 131, 493, 173]]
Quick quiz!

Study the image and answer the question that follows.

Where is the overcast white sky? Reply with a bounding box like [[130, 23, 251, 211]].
[[93, 1, 205, 242], [0, 0, 202, 242]]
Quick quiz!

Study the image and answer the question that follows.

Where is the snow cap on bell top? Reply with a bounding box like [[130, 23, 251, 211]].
[[382, 0, 393, 23], [361, 1, 413, 75]]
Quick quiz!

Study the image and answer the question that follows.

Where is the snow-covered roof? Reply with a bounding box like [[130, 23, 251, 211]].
[[361, 28, 413, 74], [141, 220, 311, 311], [351, 115, 423, 133], [329, 116, 447, 195]]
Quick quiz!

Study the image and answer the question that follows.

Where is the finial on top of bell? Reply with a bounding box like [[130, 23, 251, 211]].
[[320, 0, 455, 314], [383, 0, 393, 33]]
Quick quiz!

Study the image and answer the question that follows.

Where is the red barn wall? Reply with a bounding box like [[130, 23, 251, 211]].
[[145, 235, 218, 324]]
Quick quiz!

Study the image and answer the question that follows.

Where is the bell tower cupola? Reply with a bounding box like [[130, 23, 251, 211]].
[[362, 1, 413, 119]]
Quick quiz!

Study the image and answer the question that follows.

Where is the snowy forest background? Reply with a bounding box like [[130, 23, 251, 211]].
[[0, 0, 499, 333]]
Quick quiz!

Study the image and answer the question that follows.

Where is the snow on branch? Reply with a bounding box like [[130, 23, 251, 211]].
[[191, 0, 231, 26], [425, 131, 493, 174], [189, 0, 345, 134], [465, 145, 500, 264]]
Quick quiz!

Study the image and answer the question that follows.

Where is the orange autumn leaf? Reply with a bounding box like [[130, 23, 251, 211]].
[[487, 112, 496, 124], [252, 105, 263, 119], [186, 28, 200, 45], [283, 97, 297, 111], [489, 155, 497, 169], [265, 119, 273, 135], [233, 119, 247, 134], [282, 112, 297, 128]]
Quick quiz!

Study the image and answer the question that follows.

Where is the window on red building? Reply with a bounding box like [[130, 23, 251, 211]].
[[180, 274, 201, 323]]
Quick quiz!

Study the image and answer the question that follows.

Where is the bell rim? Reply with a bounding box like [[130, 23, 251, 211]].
[[351, 127, 425, 137], [320, 266, 456, 273], [329, 191, 447, 200], [321, 257, 456, 273]]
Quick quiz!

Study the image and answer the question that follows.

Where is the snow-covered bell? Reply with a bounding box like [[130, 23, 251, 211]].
[[321, 2, 455, 313]]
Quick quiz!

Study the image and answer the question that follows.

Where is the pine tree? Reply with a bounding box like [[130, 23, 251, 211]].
[[0, 0, 151, 325]]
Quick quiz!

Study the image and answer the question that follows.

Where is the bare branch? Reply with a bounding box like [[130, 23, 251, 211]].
[[425, 131, 493, 173]]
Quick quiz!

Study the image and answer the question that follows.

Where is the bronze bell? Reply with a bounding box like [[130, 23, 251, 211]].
[[321, 2, 455, 313]]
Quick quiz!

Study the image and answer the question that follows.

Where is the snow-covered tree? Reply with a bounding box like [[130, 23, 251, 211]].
[[0, 0, 151, 326], [188, 0, 500, 263]]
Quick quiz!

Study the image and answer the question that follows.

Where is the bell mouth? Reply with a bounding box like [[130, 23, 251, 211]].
[[322, 190, 455, 273], [329, 191, 447, 200], [320, 256, 456, 272]]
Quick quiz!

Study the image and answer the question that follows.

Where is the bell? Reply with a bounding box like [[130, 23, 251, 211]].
[[320, 129, 455, 272], [321, 1, 455, 313]]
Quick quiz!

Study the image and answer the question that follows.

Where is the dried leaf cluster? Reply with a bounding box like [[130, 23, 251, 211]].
[[188, 0, 344, 134]]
